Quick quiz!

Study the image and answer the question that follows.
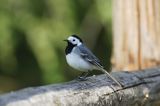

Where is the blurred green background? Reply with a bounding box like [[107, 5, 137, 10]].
[[0, 0, 112, 94]]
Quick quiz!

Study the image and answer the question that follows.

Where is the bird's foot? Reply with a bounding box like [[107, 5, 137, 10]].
[[75, 72, 89, 81], [76, 76, 87, 81]]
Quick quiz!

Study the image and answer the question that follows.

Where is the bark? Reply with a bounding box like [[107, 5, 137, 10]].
[[0, 67, 160, 106], [112, 0, 160, 71]]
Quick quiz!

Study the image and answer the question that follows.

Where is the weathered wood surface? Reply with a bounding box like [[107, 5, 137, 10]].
[[112, 0, 160, 71], [0, 67, 160, 106]]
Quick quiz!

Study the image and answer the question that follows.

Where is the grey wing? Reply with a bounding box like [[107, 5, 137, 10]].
[[78, 44, 104, 68]]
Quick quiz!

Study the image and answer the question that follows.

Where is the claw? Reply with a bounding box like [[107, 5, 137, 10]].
[[77, 76, 87, 81]]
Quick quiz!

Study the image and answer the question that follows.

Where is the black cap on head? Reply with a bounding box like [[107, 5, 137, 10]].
[[71, 34, 83, 43]]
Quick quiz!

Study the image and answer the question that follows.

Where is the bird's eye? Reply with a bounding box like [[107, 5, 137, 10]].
[[73, 39, 75, 41]]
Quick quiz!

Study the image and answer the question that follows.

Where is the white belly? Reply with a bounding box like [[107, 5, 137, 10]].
[[66, 53, 93, 72]]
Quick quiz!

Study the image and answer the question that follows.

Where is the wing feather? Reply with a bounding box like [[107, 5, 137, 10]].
[[78, 44, 103, 68]]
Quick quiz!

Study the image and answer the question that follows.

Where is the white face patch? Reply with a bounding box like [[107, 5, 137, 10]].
[[68, 36, 82, 46]]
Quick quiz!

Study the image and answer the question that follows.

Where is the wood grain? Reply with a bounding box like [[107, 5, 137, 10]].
[[0, 67, 160, 106], [112, 0, 160, 71]]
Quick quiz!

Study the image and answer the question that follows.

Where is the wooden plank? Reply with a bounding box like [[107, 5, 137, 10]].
[[0, 67, 160, 106]]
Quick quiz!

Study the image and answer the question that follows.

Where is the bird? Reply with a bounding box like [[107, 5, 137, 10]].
[[64, 34, 123, 87]]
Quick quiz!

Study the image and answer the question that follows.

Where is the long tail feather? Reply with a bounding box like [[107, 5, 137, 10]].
[[100, 68, 123, 88]]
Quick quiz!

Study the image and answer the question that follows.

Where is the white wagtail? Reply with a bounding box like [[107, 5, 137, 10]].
[[64, 35, 123, 87]]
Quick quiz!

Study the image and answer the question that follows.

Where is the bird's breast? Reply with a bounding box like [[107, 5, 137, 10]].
[[66, 53, 93, 72]]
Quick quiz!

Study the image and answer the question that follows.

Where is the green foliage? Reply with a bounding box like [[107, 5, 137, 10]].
[[0, 0, 112, 93]]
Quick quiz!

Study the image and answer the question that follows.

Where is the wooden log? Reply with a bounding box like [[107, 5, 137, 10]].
[[112, 0, 160, 71], [0, 67, 160, 106]]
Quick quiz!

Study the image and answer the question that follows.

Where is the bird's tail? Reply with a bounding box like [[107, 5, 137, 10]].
[[100, 68, 123, 88]]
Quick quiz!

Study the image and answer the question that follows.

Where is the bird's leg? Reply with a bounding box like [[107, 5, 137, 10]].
[[77, 71, 89, 81], [79, 72, 86, 77], [75, 72, 85, 80]]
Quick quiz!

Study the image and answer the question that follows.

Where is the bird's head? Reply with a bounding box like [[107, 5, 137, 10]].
[[64, 35, 83, 46]]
